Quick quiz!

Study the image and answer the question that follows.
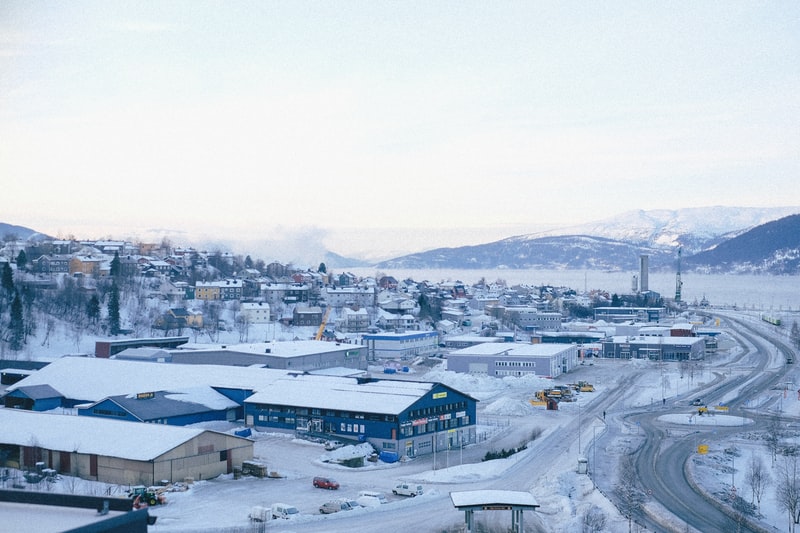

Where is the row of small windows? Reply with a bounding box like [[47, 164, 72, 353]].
[[495, 370, 535, 377], [496, 361, 536, 367], [92, 408, 126, 418], [398, 416, 469, 437], [253, 405, 396, 422], [408, 401, 467, 419]]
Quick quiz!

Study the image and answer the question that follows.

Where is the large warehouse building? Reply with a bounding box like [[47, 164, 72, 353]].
[[446, 343, 579, 378], [0, 409, 253, 485]]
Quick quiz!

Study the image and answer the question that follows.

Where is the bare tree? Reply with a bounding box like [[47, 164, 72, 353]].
[[776, 454, 800, 532], [765, 416, 784, 465], [236, 314, 251, 343], [582, 504, 607, 532], [744, 454, 770, 511], [615, 453, 643, 533]]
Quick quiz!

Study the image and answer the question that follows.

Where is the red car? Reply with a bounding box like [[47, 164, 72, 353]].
[[313, 476, 339, 490]]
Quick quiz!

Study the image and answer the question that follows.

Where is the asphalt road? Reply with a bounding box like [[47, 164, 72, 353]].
[[595, 311, 796, 533]]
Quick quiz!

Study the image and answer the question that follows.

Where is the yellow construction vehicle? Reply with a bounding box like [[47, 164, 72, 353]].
[[570, 380, 595, 392], [315, 307, 331, 341]]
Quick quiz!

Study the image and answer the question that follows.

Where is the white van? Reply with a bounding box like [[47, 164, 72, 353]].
[[393, 483, 424, 497], [356, 490, 388, 507], [271, 503, 300, 519]]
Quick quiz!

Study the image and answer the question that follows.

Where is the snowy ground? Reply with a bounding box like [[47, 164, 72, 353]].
[[4, 317, 800, 532]]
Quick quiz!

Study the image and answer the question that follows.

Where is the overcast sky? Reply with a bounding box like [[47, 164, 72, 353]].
[[2, 2, 798, 261]]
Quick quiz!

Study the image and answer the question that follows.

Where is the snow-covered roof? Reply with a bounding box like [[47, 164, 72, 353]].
[[4, 357, 291, 401], [450, 489, 539, 509], [0, 409, 229, 461], [449, 343, 572, 357], [245, 374, 437, 414], [178, 340, 358, 359], [86, 387, 239, 420], [607, 335, 705, 346]]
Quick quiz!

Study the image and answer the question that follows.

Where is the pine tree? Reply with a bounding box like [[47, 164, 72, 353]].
[[318, 262, 327, 274], [107, 283, 121, 335], [110, 251, 121, 278], [1, 262, 13, 298], [87, 294, 101, 325], [15, 250, 27, 271], [9, 290, 24, 351]]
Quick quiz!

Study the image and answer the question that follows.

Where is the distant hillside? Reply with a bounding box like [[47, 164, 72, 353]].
[[376, 207, 800, 273], [517, 206, 800, 253], [684, 214, 800, 274], [377, 235, 674, 271], [0, 222, 45, 241]]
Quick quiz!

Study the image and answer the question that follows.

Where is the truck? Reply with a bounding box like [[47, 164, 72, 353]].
[[570, 381, 595, 392]]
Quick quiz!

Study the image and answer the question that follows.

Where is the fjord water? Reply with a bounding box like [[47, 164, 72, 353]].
[[350, 268, 800, 312]]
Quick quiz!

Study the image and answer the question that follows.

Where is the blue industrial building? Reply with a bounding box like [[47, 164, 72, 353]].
[[244, 374, 478, 459], [77, 387, 240, 425]]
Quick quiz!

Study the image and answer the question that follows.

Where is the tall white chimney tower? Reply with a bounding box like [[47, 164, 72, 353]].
[[639, 255, 649, 292]]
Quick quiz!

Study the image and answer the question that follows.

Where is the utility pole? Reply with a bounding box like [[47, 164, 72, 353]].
[[675, 247, 683, 303]]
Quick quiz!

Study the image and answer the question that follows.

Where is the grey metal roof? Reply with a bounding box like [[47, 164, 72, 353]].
[[97, 388, 237, 421]]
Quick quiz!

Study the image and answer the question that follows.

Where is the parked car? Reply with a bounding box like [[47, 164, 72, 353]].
[[319, 500, 350, 514], [337, 498, 360, 510], [392, 483, 424, 497], [356, 490, 388, 507], [271, 503, 299, 519], [313, 476, 340, 490], [324, 440, 343, 451]]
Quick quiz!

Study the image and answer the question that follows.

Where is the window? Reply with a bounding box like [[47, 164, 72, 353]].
[[220, 450, 228, 461]]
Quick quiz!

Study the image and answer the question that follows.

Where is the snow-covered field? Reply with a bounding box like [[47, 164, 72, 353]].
[[4, 315, 800, 532]]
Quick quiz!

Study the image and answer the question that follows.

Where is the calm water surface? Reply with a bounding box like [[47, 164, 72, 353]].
[[349, 268, 800, 312]]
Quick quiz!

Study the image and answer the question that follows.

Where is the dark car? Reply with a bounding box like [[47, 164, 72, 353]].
[[313, 476, 339, 490]]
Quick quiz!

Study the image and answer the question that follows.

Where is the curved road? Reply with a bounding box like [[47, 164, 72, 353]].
[[602, 312, 796, 533]]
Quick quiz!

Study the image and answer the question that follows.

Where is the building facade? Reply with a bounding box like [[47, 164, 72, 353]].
[[244, 375, 477, 459], [446, 343, 579, 378], [361, 331, 440, 360]]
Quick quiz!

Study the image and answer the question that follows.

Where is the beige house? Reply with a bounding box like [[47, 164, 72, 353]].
[[0, 409, 253, 486]]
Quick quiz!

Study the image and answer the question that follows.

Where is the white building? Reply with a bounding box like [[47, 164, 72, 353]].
[[241, 302, 271, 323]]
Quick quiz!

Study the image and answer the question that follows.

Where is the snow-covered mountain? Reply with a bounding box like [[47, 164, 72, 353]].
[[515, 206, 800, 253], [376, 207, 800, 272]]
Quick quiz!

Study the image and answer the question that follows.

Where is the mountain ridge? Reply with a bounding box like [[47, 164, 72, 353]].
[[375, 207, 800, 273]]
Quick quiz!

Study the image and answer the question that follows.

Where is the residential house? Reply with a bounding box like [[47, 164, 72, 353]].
[[240, 301, 271, 324], [338, 307, 369, 333], [69, 254, 108, 277], [32, 254, 71, 274], [262, 282, 310, 305], [195, 279, 243, 301], [292, 306, 322, 327], [326, 286, 376, 308]]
